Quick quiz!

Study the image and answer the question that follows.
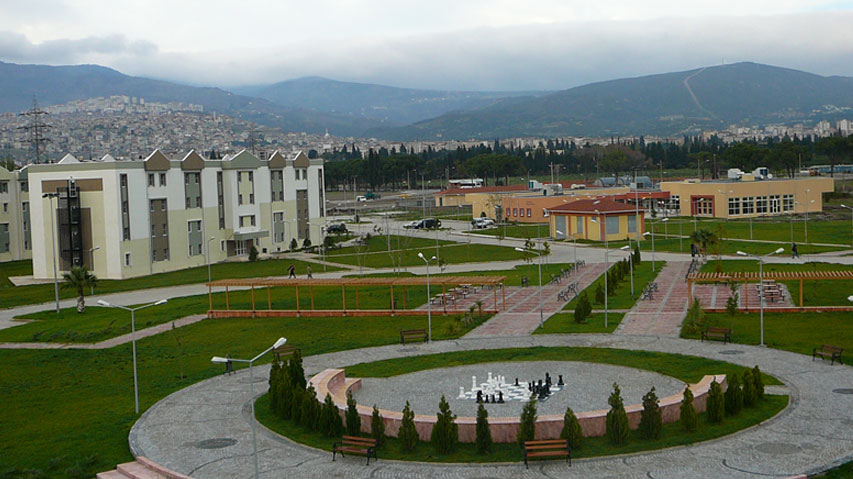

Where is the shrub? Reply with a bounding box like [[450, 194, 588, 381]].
[[302, 238, 312, 249], [288, 350, 307, 389], [300, 386, 319, 431], [707, 379, 725, 423], [517, 396, 538, 446], [398, 401, 419, 452], [680, 386, 698, 432], [431, 395, 459, 454], [725, 373, 743, 416], [638, 387, 662, 440], [574, 291, 592, 324], [290, 238, 298, 251], [606, 383, 630, 445], [248, 246, 259, 262], [682, 298, 705, 335], [753, 365, 765, 400], [595, 282, 605, 304], [291, 382, 304, 424], [370, 405, 386, 447], [726, 282, 739, 316], [277, 367, 293, 419], [633, 245, 641, 264], [319, 393, 342, 437], [345, 391, 361, 435], [742, 369, 757, 408], [269, 359, 281, 413], [475, 404, 492, 454], [559, 406, 583, 450]]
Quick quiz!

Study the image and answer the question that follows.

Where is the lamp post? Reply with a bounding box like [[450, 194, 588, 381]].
[[591, 208, 609, 328], [43, 192, 60, 314], [211, 337, 287, 479], [736, 248, 784, 347], [206, 236, 216, 284], [87, 246, 100, 295], [97, 298, 168, 413], [804, 188, 810, 243], [619, 245, 634, 298], [515, 245, 544, 328], [417, 252, 436, 342], [841, 204, 853, 249]]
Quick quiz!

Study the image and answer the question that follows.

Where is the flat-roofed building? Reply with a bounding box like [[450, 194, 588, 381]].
[[0, 165, 32, 262]]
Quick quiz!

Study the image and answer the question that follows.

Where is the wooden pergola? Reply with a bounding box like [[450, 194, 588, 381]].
[[205, 275, 506, 317], [687, 270, 853, 307]]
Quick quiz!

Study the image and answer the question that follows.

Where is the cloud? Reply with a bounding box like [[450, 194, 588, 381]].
[[0, 31, 157, 64]]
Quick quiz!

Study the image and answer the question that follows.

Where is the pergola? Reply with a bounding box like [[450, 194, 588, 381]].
[[686, 270, 853, 308], [205, 276, 506, 317]]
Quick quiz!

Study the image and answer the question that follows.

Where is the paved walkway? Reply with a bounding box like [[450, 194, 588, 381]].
[[465, 263, 606, 337], [130, 334, 853, 479], [617, 261, 691, 336]]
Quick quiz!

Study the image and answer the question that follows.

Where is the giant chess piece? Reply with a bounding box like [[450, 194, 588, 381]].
[[472, 376, 477, 392], [498, 391, 504, 403], [528, 381, 533, 392], [545, 372, 551, 387], [558, 374, 564, 386], [515, 378, 519, 387], [490, 394, 496, 403], [476, 390, 483, 403], [458, 386, 465, 399]]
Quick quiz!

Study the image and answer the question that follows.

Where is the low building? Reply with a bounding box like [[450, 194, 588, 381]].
[[500, 186, 631, 223], [547, 198, 645, 242], [0, 165, 32, 262], [27, 149, 325, 279]]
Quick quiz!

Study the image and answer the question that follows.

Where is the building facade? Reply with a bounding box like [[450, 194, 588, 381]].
[[27, 149, 325, 280], [547, 198, 645, 242], [0, 165, 32, 262]]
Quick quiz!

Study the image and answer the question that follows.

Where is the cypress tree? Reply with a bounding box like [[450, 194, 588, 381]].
[[606, 383, 630, 445], [742, 369, 757, 408], [320, 393, 343, 437], [707, 379, 725, 423], [638, 387, 662, 440], [752, 365, 765, 400], [345, 391, 361, 435], [574, 291, 591, 324], [279, 367, 293, 420], [724, 373, 743, 416], [559, 406, 583, 450], [680, 386, 698, 432], [398, 401, 419, 452], [517, 396, 538, 447], [288, 350, 307, 389], [370, 405, 386, 447], [475, 404, 492, 454], [269, 359, 281, 413], [595, 282, 605, 304], [431, 395, 458, 454], [300, 385, 319, 430], [290, 378, 303, 424]]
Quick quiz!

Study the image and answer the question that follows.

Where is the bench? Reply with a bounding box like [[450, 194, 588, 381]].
[[400, 329, 428, 344], [273, 345, 300, 361], [701, 327, 732, 344], [813, 344, 844, 365], [523, 439, 571, 469], [332, 435, 377, 465], [521, 276, 529, 287]]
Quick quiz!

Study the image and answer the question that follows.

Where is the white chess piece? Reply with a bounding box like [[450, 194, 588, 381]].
[[459, 386, 465, 399], [472, 376, 477, 391], [488, 372, 493, 383]]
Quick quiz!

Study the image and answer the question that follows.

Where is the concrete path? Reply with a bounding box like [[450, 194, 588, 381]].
[[130, 334, 853, 479], [617, 261, 691, 336]]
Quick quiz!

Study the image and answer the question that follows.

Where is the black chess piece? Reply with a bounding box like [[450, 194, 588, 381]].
[[485, 394, 490, 403], [538, 386, 547, 399], [558, 374, 564, 386], [545, 383, 551, 395], [545, 372, 551, 386], [528, 382, 533, 392], [515, 378, 519, 387], [538, 379, 543, 389], [490, 394, 496, 403], [498, 391, 504, 403], [476, 390, 483, 403]]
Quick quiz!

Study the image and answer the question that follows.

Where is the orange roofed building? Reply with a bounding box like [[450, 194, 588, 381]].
[[546, 198, 645, 242]]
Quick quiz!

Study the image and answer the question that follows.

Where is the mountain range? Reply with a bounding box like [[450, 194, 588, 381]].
[[1, 61, 851, 140]]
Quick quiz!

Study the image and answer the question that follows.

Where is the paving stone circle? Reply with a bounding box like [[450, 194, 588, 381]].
[[755, 442, 802, 455], [195, 438, 238, 449]]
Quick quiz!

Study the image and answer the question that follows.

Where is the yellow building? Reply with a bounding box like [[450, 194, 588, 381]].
[[659, 177, 833, 218], [546, 198, 645, 242]]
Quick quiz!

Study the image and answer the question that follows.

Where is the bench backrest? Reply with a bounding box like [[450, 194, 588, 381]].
[[707, 327, 731, 333], [401, 329, 426, 335], [524, 439, 567, 448], [820, 344, 843, 353], [341, 435, 376, 446]]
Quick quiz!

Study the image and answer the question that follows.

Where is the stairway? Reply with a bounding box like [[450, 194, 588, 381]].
[[96, 456, 191, 479]]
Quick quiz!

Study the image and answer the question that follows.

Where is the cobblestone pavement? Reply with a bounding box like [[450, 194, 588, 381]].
[[617, 261, 691, 336], [131, 334, 853, 479]]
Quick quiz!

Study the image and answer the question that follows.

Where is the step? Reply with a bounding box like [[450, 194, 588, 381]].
[[117, 462, 165, 479], [96, 470, 130, 479]]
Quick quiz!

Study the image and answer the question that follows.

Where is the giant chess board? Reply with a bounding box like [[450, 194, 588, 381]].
[[457, 371, 564, 403]]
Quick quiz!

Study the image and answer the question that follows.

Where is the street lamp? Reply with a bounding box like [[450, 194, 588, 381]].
[[211, 337, 286, 479], [736, 248, 784, 347], [97, 298, 168, 413], [43, 192, 60, 314], [515, 245, 544, 329], [590, 210, 609, 328], [840, 204, 853, 249], [87, 246, 100, 295], [417, 252, 436, 342], [804, 188, 811, 243], [206, 236, 216, 284], [619, 245, 634, 298]]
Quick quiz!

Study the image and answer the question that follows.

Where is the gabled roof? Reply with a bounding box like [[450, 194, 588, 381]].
[[143, 150, 170, 171], [293, 151, 310, 168], [222, 150, 263, 169], [180, 150, 205, 170], [58, 154, 79, 164], [100, 154, 116, 163], [547, 198, 644, 215], [268, 150, 288, 168]]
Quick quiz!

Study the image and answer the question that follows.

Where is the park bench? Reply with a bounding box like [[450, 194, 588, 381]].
[[812, 344, 843, 365], [523, 439, 571, 469], [640, 288, 654, 301], [273, 345, 300, 361], [400, 329, 428, 344], [701, 327, 732, 344], [332, 435, 377, 465], [521, 276, 529, 287]]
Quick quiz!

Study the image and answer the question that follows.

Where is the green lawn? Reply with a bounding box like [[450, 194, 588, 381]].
[[0, 258, 338, 310], [0, 313, 488, 477], [649, 217, 853, 246], [681, 311, 853, 357], [815, 460, 853, 478], [535, 312, 624, 334], [605, 235, 844, 256], [563, 261, 664, 311], [474, 223, 549, 239], [326, 235, 526, 268]]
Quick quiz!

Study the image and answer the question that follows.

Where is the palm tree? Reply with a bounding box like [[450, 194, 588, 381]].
[[62, 266, 98, 313], [689, 229, 718, 258]]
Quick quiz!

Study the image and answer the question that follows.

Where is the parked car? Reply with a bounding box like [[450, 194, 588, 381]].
[[356, 195, 367, 202], [404, 218, 441, 229], [403, 220, 420, 229], [326, 223, 348, 234], [364, 191, 381, 199]]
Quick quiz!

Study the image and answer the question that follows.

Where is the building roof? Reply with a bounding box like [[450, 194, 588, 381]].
[[610, 191, 671, 201], [436, 184, 528, 196], [546, 198, 644, 215]]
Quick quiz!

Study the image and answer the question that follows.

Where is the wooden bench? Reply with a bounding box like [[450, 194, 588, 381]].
[[701, 327, 732, 343], [523, 439, 571, 469], [332, 435, 377, 465], [813, 344, 844, 365], [273, 345, 300, 361], [400, 329, 428, 344]]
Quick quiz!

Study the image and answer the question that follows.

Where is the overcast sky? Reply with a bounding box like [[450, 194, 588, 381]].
[[1, 1, 852, 91]]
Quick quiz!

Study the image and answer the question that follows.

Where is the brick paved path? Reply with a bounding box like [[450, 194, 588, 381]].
[[464, 263, 606, 337], [617, 261, 691, 336], [690, 283, 795, 310]]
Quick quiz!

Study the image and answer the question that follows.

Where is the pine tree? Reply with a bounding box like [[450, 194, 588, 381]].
[[559, 406, 583, 450], [269, 359, 281, 413], [345, 391, 362, 435], [320, 393, 343, 437], [742, 369, 757, 408], [299, 386, 318, 430], [370, 405, 386, 447], [724, 373, 743, 416], [753, 365, 765, 400], [595, 282, 605, 304], [475, 404, 492, 454], [517, 397, 538, 446], [606, 383, 630, 445], [707, 379, 725, 423], [431, 395, 458, 454], [398, 401, 419, 452], [680, 386, 698, 432], [638, 387, 662, 440], [291, 380, 304, 424], [574, 291, 591, 324], [278, 367, 293, 419], [288, 350, 307, 389]]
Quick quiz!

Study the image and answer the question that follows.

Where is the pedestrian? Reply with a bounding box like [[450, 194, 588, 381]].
[[791, 242, 799, 259], [690, 243, 697, 258], [306, 265, 313, 279], [288, 264, 296, 278]]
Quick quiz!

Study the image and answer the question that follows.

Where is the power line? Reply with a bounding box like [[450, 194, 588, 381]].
[[18, 97, 51, 164]]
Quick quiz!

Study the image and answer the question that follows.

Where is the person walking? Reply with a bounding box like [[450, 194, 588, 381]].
[[791, 242, 799, 259], [306, 265, 313, 279], [288, 264, 296, 278]]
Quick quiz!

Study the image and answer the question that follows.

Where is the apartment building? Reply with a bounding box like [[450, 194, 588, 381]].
[[27, 149, 325, 280], [0, 165, 32, 262]]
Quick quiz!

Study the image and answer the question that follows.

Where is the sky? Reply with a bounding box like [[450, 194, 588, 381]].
[[1, 1, 852, 91]]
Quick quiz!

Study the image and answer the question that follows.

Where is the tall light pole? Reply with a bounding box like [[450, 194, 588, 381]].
[[87, 246, 100, 295], [516, 245, 544, 329], [804, 188, 810, 243], [206, 236, 216, 284], [736, 248, 783, 347], [644, 218, 667, 272], [592, 208, 609, 328], [841, 204, 853, 249], [417, 252, 436, 342], [43, 192, 60, 314], [211, 337, 287, 479], [97, 298, 168, 413], [620, 245, 634, 298]]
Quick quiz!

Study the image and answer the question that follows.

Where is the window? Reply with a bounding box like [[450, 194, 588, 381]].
[[159, 173, 166, 186], [151, 225, 157, 237], [669, 195, 680, 213], [628, 215, 637, 233], [605, 216, 619, 235], [164, 248, 170, 260], [248, 171, 253, 182], [148, 174, 155, 187], [526, 208, 532, 217], [513, 208, 517, 217], [187, 220, 202, 256], [125, 252, 132, 266], [161, 202, 166, 211], [770, 195, 781, 214], [2, 203, 6, 212], [728, 197, 740, 216], [150, 202, 154, 213], [743, 196, 754, 215], [162, 223, 168, 236], [238, 194, 243, 205], [240, 215, 256, 227], [0, 182, 8, 193], [274, 212, 285, 242], [185, 175, 190, 185], [249, 193, 254, 204], [576, 216, 583, 234], [783, 194, 794, 212], [756, 196, 768, 214], [20, 181, 28, 192], [220, 240, 226, 252]]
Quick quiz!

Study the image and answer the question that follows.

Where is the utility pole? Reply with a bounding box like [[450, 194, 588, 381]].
[[18, 97, 51, 164]]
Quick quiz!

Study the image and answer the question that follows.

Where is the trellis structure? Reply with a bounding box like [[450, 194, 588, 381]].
[[686, 270, 853, 309], [205, 276, 506, 317]]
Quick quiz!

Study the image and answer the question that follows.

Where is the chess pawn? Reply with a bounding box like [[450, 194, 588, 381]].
[[498, 391, 504, 403], [515, 378, 519, 387], [558, 374, 564, 386], [476, 390, 483, 403], [459, 386, 465, 399], [491, 394, 496, 403], [472, 376, 477, 391], [538, 379, 543, 389], [488, 372, 493, 383]]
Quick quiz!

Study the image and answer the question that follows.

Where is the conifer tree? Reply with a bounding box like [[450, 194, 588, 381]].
[[606, 383, 630, 445], [724, 373, 743, 416], [639, 387, 662, 440], [431, 395, 458, 454], [574, 291, 592, 324], [560, 406, 583, 450], [398, 401, 419, 452], [320, 393, 343, 437], [742, 369, 757, 408], [753, 365, 765, 400], [269, 359, 281, 413], [300, 385, 319, 430], [680, 386, 698, 432], [475, 404, 492, 454], [288, 350, 307, 389], [370, 405, 386, 447], [707, 379, 725, 423], [517, 396, 538, 446], [279, 367, 293, 419], [595, 282, 605, 304], [346, 391, 361, 435]]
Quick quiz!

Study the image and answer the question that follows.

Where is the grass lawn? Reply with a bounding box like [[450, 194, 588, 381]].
[[563, 261, 663, 311], [0, 257, 338, 310], [535, 312, 624, 334], [0, 313, 488, 477], [605, 236, 844, 256], [681, 311, 853, 357], [473, 223, 549, 239], [815, 460, 853, 478], [326, 235, 526, 268], [651, 217, 853, 246]]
